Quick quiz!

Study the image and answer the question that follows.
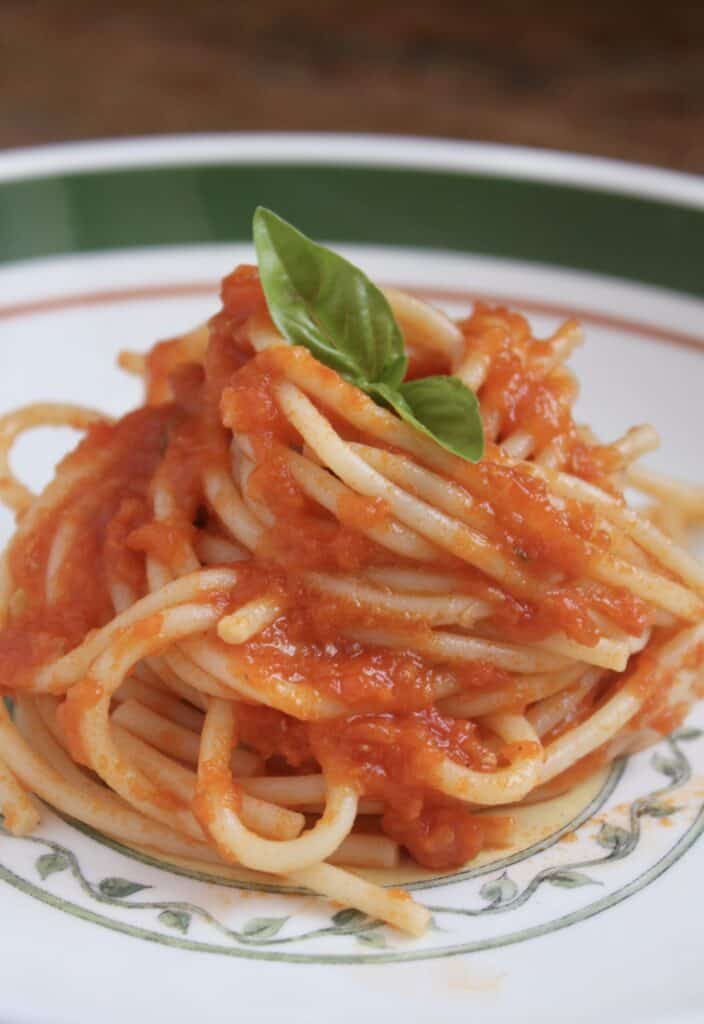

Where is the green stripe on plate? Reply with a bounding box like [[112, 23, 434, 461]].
[[1, 164, 702, 297]]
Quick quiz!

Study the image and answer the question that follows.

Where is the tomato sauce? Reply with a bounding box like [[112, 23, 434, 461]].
[[382, 804, 511, 870], [404, 348, 451, 380], [221, 359, 298, 456], [56, 677, 104, 766], [0, 265, 686, 872], [230, 700, 514, 868], [307, 708, 512, 868], [479, 346, 574, 450], [251, 625, 438, 712], [215, 559, 513, 714], [0, 405, 177, 686], [193, 758, 243, 831], [459, 303, 620, 493], [103, 496, 151, 593], [628, 636, 704, 736]]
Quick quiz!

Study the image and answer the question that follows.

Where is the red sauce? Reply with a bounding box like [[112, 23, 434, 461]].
[[305, 708, 514, 868], [382, 804, 511, 870], [56, 677, 104, 766], [628, 636, 704, 735], [459, 303, 628, 494], [263, 517, 384, 574], [236, 705, 313, 769], [0, 267, 680, 872], [247, 452, 307, 514], [127, 520, 194, 570], [311, 707, 500, 790], [480, 345, 574, 450], [336, 493, 391, 531], [230, 613, 444, 712], [567, 441, 622, 490], [126, 417, 212, 568], [405, 348, 451, 380], [0, 405, 177, 684], [221, 359, 298, 456], [646, 702, 688, 736], [217, 562, 513, 714], [222, 344, 618, 608], [146, 339, 193, 406], [220, 265, 267, 324], [470, 461, 606, 578], [484, 580, 648, 647], [192, 759, 242, 832], [238, 449, 387, 573], [104, 497, 150, 592], [0, 626, 65, 692]]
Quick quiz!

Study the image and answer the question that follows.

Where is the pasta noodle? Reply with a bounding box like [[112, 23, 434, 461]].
[[0, 254, 702, 938]]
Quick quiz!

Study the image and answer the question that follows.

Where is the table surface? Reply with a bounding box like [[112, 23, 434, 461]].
[[2, 1, 703, 173]]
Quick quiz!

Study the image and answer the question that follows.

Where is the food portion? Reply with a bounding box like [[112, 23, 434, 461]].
[[0, 209, 703, 937]]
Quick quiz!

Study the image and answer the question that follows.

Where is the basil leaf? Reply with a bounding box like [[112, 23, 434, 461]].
[[377, 351, 408, 390], [254, 207, 405, 383], [252, 208, 485, 463], [369, 377, 484, 462]]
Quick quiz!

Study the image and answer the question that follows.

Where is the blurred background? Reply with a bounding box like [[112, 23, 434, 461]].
[[2, 0, 703, 171]]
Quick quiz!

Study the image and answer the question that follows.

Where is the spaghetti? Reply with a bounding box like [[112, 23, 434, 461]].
[[0, 236, 703, 937]]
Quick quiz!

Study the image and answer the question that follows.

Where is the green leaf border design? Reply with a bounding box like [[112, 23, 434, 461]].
[[0, 142, 702, 964], [424, 732, 698, 922], [0, 731, 701, 964]]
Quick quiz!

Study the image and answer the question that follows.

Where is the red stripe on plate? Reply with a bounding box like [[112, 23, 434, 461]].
[[0, 282, 702, 353]]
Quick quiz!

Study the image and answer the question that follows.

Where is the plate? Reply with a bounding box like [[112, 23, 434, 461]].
[[0, 135, 702, 1023]]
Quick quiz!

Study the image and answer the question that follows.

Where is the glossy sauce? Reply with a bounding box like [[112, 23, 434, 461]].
[[56, 677, 104, 766], [310, 708, 511, 869], [0, 406, 176, 686], [460, 303, 620, 492], [0, 266, 688, 872]]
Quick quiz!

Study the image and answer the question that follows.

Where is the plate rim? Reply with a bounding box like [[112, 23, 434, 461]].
[[0, 132, 702, 207], [1, 730, 701, 965], [0, 133, 703, 1004]]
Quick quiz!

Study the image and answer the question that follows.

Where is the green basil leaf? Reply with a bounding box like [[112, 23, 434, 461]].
[[377, 351, 408, 391], [253, 207, 404, 383], [252, 208, 485, 463], [369, 377, 484, 462]]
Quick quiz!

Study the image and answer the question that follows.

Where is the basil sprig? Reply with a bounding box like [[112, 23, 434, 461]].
[[253, 207, 484, 462]]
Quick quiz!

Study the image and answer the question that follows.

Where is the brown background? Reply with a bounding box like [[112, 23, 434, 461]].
[[2, 1, 703, 172]]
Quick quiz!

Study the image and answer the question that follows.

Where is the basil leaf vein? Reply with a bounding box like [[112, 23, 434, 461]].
[[253, 207, 484, 463], [254, 207, 404, 383], [369, 377, 484, 462]]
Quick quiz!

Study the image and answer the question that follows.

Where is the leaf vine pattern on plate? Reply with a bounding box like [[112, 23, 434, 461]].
[[0, 729, 699, 953], [159, 910, 191, 934], [426, 731, 696, 920], [35, 852, 70, 880], [0, 826, 384, 949], [98, 877, 150, 899]]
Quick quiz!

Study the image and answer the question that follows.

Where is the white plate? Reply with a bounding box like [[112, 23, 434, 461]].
[[0, 135, 702, 1024]]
